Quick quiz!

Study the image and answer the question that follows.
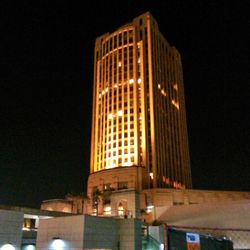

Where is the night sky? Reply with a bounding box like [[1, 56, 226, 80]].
[[1, 1, 249, 208]]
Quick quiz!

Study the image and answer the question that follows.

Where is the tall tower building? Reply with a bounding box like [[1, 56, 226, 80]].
[[88, 12, 192, 215]]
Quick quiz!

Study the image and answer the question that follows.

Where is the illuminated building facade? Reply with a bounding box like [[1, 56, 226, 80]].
[[88, 12, 192, 216]]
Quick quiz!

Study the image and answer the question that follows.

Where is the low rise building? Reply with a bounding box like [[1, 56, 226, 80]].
[[36, 215, 142, 250], [0, 205, 69, 250]]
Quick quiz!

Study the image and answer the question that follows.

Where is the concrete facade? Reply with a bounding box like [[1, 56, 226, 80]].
[[36, 215, 142, 250], [110, 189, 140, 218], [158, 200, 250, 249], [0, 209, 23, 250], [87, 167, 147, 217], [0, 206, 70, 250], [40, 187, 250, 225], [87, 166, 149, 194], [141, 188, 250, 222], [41, 198, 87, 215], [40, 199, 72, 213]]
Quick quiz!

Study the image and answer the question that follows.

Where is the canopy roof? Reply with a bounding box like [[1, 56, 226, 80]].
[[157, 200, 250, 230]]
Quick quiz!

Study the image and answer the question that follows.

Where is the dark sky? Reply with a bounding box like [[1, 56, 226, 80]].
[[1, 1, 249, 208]]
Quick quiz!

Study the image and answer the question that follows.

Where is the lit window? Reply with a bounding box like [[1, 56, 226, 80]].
[[92, 208, 97, 216], [118, 61, 122, 67], [102, 90, 105, 95], [173, 83, 178, 91], [137, 78, 142, 84], [118, 182, 128, 190], [118, 110, 123, 116], [161, 89, 167, 97], [171, 99, 179, 110], [158, 84, 161, 89], [105, 87, 108, 92], [104, 205, 111, 215], [146, 203, 154, 213], [149, 172, 154, 179], [114, 84, 118, 88], [108, 113, 113, 119], [129, 79, 134, 84], [137, 58, 141, 63], [118, 203, 124, 216], [124, 161, 133, 167]]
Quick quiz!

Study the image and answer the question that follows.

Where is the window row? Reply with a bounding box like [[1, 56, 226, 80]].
[[102, 148, 135, 157], [101, 32, 134, 56], [98, 156, 135, 165], [99, 133, 135, 142]]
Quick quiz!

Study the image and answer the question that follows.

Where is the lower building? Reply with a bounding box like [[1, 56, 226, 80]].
[[85, 167, 250, 223], [0, 205, 69, 250], [36, 215, 142, 250], [2, 188, 250, 250], [140, 188, 250, 223], [157, 199, 250, 250], [0, 209, 23, 250], [40, 183, 250, 249]]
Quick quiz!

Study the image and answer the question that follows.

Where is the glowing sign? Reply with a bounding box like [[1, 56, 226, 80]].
[[186, 233, 200, 250]]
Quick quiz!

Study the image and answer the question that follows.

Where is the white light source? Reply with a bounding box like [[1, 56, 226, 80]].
[[51, 239, 64, 250], [26, 245, 35, 250], [146, 203, 154, 213], [118, 110, 123, 116], [1, 244, 15, 250], [147, 204, 154, 209]]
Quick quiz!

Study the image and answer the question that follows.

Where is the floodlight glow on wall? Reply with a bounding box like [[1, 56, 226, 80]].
[[0, 244, 16, 250], [26, 245, 35, 250], [51, 238, 64, 250]]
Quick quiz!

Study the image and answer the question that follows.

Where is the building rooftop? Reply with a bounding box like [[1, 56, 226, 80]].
[[0, 204, 71, 217]]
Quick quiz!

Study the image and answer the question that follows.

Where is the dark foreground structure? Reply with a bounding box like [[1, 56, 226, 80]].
[[168, 228, 233, 250]]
